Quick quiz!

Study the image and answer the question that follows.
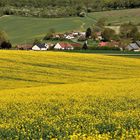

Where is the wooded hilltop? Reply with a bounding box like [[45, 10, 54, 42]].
[[0, 0, 140, 17]]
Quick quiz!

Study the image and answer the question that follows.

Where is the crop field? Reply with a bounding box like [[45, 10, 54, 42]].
[[0, 8, 140, 44], [0, 50, 140, 139]]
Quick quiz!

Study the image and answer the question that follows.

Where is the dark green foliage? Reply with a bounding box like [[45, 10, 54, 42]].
[[96, 18, 107, 28], [0, 41, 12, 49], [0, 0, 140, 17], [101, 28, 116, 41], [0, 31, 8, 45], [82, 42, 88, 50], [86, 28, 92, 38], [120, 22, 140, 41]]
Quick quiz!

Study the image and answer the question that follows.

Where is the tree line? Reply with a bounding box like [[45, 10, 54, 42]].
[[0, 0, 140, 17]]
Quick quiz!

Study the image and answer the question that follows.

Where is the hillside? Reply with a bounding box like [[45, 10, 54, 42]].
[[0, 50, 140, 139], [0, 8, 140, 44], [0, 0, 140, 18]]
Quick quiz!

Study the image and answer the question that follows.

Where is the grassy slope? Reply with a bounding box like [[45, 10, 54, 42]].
[[88, 8, 140, 25], [0, 51, 140, 139], [0, 8, 140, 44]]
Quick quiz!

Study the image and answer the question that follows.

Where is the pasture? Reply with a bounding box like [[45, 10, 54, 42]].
[[0, 8, 140, 44], [0, 50, 140, 139]]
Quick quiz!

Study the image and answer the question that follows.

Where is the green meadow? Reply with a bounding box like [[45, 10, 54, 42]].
[[0, 8, 140, 44]]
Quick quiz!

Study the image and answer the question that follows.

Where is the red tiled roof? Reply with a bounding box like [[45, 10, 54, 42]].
[[59, 42, 72, 48], [99, 42, 108, 47], [71, 43, 81, 47]]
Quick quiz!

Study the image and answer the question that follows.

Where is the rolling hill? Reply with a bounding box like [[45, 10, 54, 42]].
[[0, 50, 140, 139], [0, 8, 140, 44]]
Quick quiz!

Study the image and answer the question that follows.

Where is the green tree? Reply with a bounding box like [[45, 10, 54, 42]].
[[0, 30, 8, 45], [96, 18, 106, 28], [82, 41, 88, 50], [101, 28, 116, 41], [86, 27, 92, 38], [120, 22, 137, 38]]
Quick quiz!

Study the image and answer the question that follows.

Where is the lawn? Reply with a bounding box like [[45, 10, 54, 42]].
[[0, 50, 140, 139], [0, 8, 140, 44]]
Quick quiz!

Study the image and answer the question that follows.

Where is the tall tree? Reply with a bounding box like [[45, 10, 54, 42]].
[[86, 28, 92, 39]]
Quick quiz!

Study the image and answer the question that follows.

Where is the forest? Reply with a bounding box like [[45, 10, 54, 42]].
[[0, 0, 140, 17]]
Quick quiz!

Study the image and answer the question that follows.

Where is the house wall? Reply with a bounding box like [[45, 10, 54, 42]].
[[41, 48, 47, 51], [54, 43, 62, 49], [32, 45, 40, 51]]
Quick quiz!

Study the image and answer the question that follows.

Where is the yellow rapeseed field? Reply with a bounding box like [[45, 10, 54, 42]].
[[0, 50, 140, 139]]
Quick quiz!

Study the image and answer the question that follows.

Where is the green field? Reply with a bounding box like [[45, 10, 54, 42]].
[[0, 8, 140, 44], [0, 50, 140, 139]]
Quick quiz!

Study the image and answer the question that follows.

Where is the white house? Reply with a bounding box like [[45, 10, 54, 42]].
[[32, 43, 49, 51], [54, 42, 74, 50], [65, 35, 75, 40]]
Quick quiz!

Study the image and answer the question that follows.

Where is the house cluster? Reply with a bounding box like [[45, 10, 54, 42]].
[[17, 42, 81, 51], [52, 31, 86, 40]]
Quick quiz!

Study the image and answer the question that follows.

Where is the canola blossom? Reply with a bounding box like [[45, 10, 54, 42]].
[[0, 50, 140, 139]]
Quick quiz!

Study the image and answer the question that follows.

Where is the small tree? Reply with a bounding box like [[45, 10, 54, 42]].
[[91, 32, 98, 40], [96, 18, 106, 28], [133, 32, 140, 42], [120, 22, 139, 39], [119, 39, 131, 51], [1, 41, 12, 49], [101, 28, 116, 41], [86, 27, 92, 39], [82, 41, 88, 50], [0, 31, 8, 45]]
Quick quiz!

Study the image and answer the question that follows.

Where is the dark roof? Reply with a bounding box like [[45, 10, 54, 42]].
[[35, 43, 47, 48], [71, 43, 81, 47], [136, 41, 140, 47], [130, 43, 140, 50]]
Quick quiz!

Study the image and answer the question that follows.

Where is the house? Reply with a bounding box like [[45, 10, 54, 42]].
[[126, 42, 140, 51], [65, 34, 75, 40], [72, 32, 79, 37], [17, 44, 32, 50], [53, 34, 64, 39], [95, 32, 103, 41], [71, 43, 81, 49], [71, 43, 81, 47], [136, 41, 140, 47], [79, 32, 86, 36], [32, 43, 49, 51], [99, 42, 108, 47], [54, 42, 74, 50]]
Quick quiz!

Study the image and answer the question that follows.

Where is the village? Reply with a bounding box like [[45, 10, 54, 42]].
[[16, 30, 140, 52]]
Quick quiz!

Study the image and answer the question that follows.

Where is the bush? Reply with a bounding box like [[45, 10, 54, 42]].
[[78, 12, 86, 17], [101, 28, 116, 41], [0, 41, 12, 49], [92, 46, 120, 51]]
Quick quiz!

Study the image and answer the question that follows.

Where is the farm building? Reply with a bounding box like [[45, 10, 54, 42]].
[[32, 43, 49, 51], [17, 44, 32, 50], [126, 42, 140, 51], [54, 42, 74, 50], [65, 34, 75, 40], [99, 42, 108, 47]]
